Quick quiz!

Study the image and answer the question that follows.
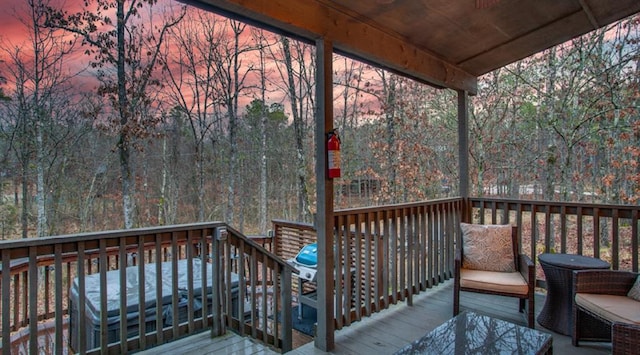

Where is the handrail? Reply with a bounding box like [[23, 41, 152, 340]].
[[272, 197, 639, 330], [273, 198, 463, 330], [0, 222, 293, 354], [468, 197, 640, 272], [2, 197, 636, 353]]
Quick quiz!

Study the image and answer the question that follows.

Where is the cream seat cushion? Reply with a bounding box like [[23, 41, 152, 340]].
[[460, 268, 528, 295], [575, 293, 640, 325]]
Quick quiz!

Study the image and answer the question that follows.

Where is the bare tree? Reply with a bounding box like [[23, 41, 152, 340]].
[[1, 0, 80, 237], [210, 19, 256, 226], [45, 0, 185, 229], [161, 10, 225, 222], [272, 36, 314, 222], [250, 28, 277, 233]]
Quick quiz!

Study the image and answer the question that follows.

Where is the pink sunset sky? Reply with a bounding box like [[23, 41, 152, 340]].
[[0, 0, 380, 118]]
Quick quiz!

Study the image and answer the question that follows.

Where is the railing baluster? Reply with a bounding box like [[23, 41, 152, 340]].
[[2, 249, 11, 355], [491, 200, 497, 224], [260, 252, 268, 343], [373, 210, 382, 312], [99, 239, 108, 351], [633, 209, 639, 272], [281, 266, 292, 353], [335, 213, 344, 328], [399, 208, 406, 303], [250, 248, 258, 339], [154, 236, 163, 344], [211, 227, 222, 338], [170, 232, 179, 338], [426, 204, 434, 287], [186, 230, 194, 333], [272, 262, 279, 346], [382, 209, 390, 309], [137, 236, 146, 350], [119, 236, 127, 354], [560, 205, 567, 253], [417, 206, 425, 291], [544, 204, 552, 252], [436, 202, 443, 281], [200, 229, 208, 331], [238, 239, 246, 336], [77, 241, 86, 354], [612, 208, 619, 270], [364, 211, 372, 316], [593, 207, 601, 258], [54, 244, 63, 355], [354, 212, 362, 320], [577, 206, 584, 255], [530, 204, 537, 258], [21, 270, 27, 329], [28, 247, 38, 354]]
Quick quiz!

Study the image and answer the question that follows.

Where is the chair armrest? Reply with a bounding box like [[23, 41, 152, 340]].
[[613, 322, 640, 354], [455, 249, 462, 279], [573, 269, 637, 295]]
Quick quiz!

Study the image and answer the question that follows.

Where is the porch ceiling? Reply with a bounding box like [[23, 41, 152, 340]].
[[183, 0, 640, 95]]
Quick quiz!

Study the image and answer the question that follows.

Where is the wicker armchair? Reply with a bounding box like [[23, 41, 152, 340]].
[[572, 269, 639, 354], [612, 322, 640, 355], [453, 225, 536, 328]]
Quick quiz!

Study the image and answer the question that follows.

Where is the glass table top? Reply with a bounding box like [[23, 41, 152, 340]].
[[395, 311, 552, 355]]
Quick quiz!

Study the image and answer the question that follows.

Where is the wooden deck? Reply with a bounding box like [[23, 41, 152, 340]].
[[139, 280, 612, 354]]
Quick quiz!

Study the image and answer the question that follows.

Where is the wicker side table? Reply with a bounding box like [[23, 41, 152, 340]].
[[537, 253, 610, 335]]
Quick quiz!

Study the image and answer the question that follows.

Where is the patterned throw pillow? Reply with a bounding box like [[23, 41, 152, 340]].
[[461, 223, 516, 272], [628, 275, 640, 301]]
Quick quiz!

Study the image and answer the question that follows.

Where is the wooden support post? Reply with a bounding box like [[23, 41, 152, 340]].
[[457, 90, 470, 222], [211, 227, 224, 337], [314, 38, 335, 351]]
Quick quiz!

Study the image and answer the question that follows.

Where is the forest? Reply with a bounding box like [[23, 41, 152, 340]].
[[0, 0, 639, 240]]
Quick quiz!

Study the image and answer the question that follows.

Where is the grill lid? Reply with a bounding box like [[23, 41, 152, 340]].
[[294, 243, 318, 267]]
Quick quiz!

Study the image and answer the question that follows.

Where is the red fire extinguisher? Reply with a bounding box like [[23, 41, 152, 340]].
[[327, 129, 341, 179]]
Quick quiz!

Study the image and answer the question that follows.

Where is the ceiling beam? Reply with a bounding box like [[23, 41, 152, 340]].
[[578, 0, 599, 30], [190, 0, 478, 94]]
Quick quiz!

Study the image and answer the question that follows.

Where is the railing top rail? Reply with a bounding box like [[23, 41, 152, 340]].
[[0, 222, 227, 251], [334, 197, 463, 215], [272, 219, 314, 230], [469, 197, 640, 211], [226, 225, 297, 272], [0, 222, 296, 273]]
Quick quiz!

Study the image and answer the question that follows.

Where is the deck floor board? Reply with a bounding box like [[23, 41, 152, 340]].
[[141, 280, 612, 355]]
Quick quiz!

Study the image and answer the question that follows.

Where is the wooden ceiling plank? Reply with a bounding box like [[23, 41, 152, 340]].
[[189, 0, 478, 94], [459, 10, 595, 75]]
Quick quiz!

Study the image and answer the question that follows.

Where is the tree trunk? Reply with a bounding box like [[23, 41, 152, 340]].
[[281, 37, 311, 222], [116, 0, 135, 229]]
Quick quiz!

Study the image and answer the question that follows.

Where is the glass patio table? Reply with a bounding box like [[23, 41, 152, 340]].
[[395, 311, 552, 355]]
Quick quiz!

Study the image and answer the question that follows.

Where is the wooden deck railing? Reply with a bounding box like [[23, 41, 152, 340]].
[[468, 197, 640, 272], [2, 197, 637, 354], [272, 197, 639, 328], [0, 223, 293, 355], [273, 198, 463, 330]]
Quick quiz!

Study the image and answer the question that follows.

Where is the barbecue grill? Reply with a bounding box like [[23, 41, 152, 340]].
[[288, 243, 319, 319], [288, 243, 357, 320], [288, 243, 318, 282]]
